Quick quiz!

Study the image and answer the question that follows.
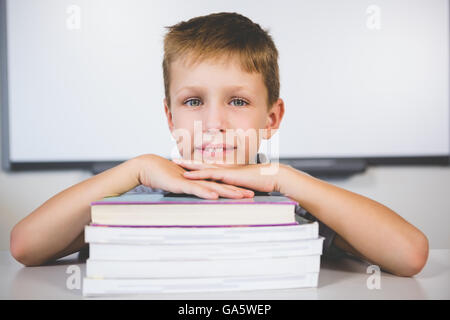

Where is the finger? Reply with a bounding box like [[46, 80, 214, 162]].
[[183, 169, 225, 181], [173, 159, 217, 171], [179, 181, 218, 200], [195, 180, 246, 199], [218, 183, 254, 198], [184, 169, 250, 192]]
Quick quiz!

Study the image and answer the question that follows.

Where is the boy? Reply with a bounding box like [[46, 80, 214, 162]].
[[10, 12, 428, 277]]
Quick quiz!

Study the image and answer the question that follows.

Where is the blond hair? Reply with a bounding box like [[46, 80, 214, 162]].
[[162, 12, 280, 109]]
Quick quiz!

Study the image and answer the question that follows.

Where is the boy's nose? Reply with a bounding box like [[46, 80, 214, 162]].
[[203, 104, 227, 132]]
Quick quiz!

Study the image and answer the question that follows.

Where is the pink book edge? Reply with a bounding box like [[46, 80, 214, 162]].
[[91, 201, 297, 205], [88, 222, 301, 228]]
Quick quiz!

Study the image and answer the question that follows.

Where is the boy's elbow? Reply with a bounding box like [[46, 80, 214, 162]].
[[10, 225, 40, 267], [395, 231, 429, 277]]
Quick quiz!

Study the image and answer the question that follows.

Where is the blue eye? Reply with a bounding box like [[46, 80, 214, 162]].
[[184, 98, 202, 107], [230, 98, 248, 107], [183, 97, 248, 107]]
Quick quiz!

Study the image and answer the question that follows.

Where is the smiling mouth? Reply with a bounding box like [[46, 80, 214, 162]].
[[195, 144, 237, 155]]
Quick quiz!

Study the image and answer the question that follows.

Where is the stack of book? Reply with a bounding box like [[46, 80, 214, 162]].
[[82, 192, 323, 296]]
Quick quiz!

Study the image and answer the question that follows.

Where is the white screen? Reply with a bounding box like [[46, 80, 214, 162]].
[[5, 0, 449, 162]]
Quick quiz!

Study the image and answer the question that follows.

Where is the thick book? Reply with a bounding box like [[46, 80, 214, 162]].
[[90, 193, 297, 226], [84, 221, 319, 244], [88, 237, 324, 260], [86, 255, 320, 279], [82, 273, 319, 296]]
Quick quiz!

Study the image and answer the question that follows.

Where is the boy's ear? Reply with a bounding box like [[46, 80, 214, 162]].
[[164, 98, 174, 133], [263, 98, 285, 139]]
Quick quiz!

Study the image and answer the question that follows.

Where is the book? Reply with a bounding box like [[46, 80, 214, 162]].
[[88, 237, 325, 260], [86, 255, 321, 279], [90, 193, 297, 226], [84, 221, 319, 244], [82, 273, 319, 296], [82, 193, 323, 295]]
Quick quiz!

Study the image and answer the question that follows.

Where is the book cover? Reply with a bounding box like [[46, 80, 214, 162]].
[[90, 194, 299, 226], [92, 193, 297, 206]]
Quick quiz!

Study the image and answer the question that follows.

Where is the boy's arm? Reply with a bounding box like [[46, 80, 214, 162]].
[[277, 165, 429, 277], [9, 157, 142, 266], [180, 162, 429, 277]]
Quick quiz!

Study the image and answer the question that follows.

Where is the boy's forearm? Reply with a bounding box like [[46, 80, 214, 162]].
[[276, 165, 429, 277], [10, 157, 142, 266]]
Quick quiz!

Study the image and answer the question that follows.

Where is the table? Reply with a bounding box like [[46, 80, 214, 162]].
[[0, 250, 448, 299]]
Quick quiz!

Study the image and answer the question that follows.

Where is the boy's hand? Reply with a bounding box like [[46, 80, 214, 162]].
[[136, 154, 254, 199], [173, 158, 285, 194]]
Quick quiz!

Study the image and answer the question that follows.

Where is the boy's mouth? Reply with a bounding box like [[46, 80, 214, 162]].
[[195, 143, 237, 156]]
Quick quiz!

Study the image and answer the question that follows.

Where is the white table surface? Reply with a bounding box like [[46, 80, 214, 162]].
[[0, 249, 448, 299]]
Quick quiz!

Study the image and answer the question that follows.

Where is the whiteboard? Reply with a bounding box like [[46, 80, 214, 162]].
[[2, 0, 449, 165]]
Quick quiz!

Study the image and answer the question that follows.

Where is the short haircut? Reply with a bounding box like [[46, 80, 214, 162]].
[[162, 12, 280, 109]]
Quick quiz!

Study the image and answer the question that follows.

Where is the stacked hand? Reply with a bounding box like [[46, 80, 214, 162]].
[[136, 154, 257, 199], [173, 158, 282, 195], [136, 154, 284, 199]]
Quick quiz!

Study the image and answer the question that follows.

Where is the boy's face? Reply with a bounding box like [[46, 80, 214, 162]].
[[164, 55, 284, 165]]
